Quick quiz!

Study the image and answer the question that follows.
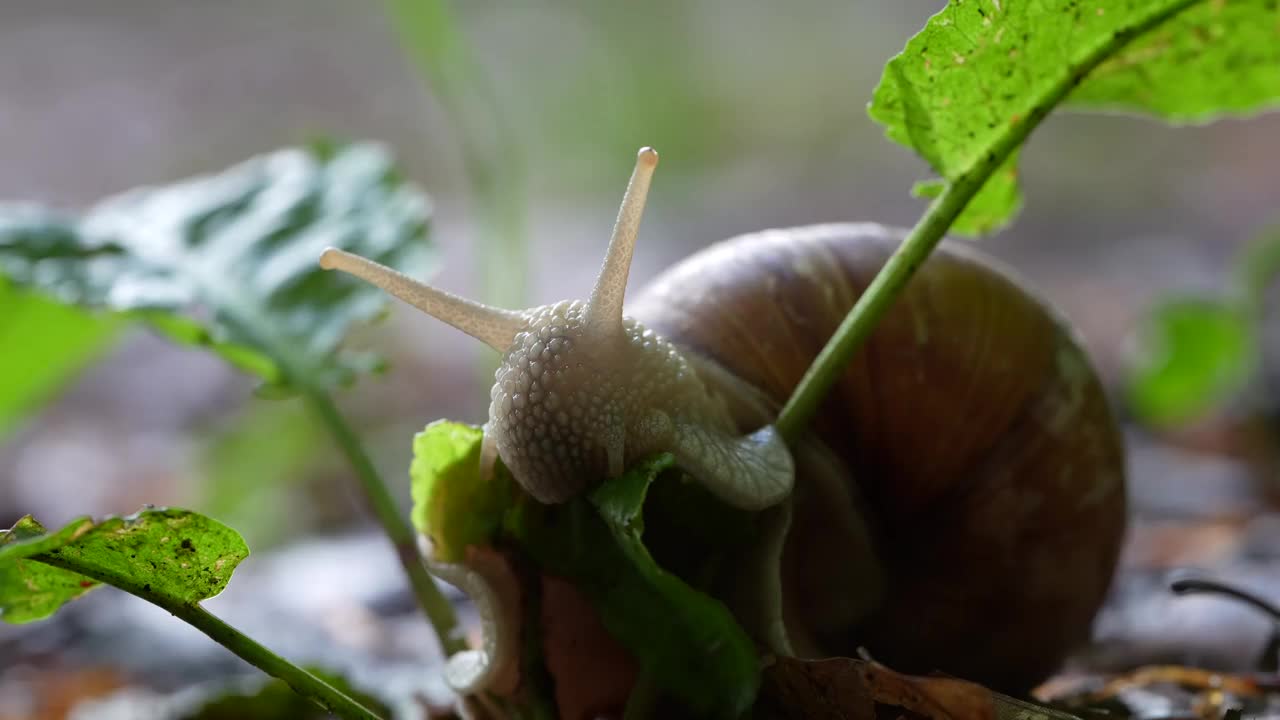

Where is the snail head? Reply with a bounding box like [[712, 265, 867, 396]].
[[319, 148, 660, 502]]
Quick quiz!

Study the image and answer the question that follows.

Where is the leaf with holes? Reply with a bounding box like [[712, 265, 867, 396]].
[[1068, 0, 1280, 122], [0, 508, 248, 624], [870, 0, 1280, 236], [0, 143, 432, 391]]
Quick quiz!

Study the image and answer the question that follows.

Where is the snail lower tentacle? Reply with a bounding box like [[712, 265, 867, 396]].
[[419, 538, 522, 697]]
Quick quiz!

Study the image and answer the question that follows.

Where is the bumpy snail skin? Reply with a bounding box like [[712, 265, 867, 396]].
[[485, 297, 793, 509]]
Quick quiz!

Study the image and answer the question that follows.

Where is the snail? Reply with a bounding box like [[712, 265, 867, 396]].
[[319, 148, 1127, 709]]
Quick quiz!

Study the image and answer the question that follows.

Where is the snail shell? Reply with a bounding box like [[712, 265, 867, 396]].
[[630, 221, 1127, 692]]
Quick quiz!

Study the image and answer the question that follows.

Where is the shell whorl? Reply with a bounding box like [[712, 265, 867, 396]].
[[628, 222, 1126, 691]]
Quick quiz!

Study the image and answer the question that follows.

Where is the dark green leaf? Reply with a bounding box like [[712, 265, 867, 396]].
[[0, 143, 432, 390], [407, 422, 761, 716], [869, 0, 1280, 235], [517, 456, 761, 719], [0, 508, 248, 624], [0, 278, 120, 439], [1127, 298, 1254, 425]]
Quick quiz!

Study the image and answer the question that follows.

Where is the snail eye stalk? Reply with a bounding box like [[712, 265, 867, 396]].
[[585, 146, 659, 337], [319, 248, 525, 352]]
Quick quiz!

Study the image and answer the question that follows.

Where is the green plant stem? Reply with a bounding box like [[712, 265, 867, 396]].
[[775, 0, 1203, 445], [33, 553, 383, 720], [304, 389, 466, 656]]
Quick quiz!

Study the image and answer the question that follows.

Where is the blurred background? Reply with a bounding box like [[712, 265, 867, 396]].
[[1, 1, 1279, 718]]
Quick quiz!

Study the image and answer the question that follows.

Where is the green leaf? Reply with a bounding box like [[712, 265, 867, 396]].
[[1067, 1, 1280, 122], [869, 0, 1279, 235], [519, 456, 761, 719], [589, 455, 659, 531], [0, 508, 248, 624], [409, 421, 516, 563], [911, 151, 1023, 236], [0, 516, 98, 623], [1127, 298, 1255, 425], [0, 143, 432, 391], [0, 278, 120, 439]]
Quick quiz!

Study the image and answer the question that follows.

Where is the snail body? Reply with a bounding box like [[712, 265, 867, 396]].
[[320, 148, 1126, 703]]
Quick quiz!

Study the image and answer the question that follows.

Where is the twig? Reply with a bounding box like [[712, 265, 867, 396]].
[[35, 552, 384, 720], [305, 390, 466, 656]]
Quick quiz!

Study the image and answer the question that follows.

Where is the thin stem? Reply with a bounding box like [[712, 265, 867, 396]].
[[34, 554, 382, 720], [171, 605, 384, 720], [304, 389, 467, 657], [775, 0, 1203, 444], [1171, 577, 1280, 622]]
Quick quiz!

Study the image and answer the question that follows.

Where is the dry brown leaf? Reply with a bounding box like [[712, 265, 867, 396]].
[[1090, 665, 1265, 700], [759, 656, 1078, 720]]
